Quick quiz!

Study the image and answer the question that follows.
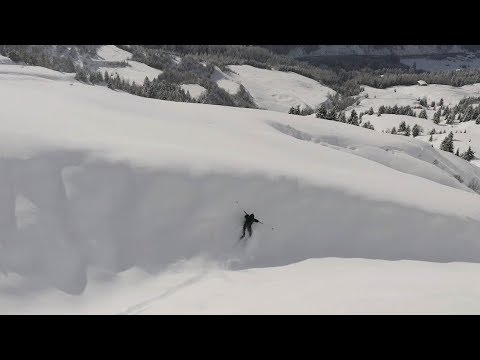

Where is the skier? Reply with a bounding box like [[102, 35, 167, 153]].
[[240, 212, 262, 240]]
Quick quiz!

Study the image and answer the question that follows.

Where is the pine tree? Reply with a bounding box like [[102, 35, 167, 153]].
[[404, 125, 411, 136], [429, 134, 433, 142], [439, 98, 444, 107], [431, 101, 436, 108], [430, 128, 436, 135], [462, 146, 475, 161], [398, 121, 407, 132], [419, 109, 427, 119], [104, 71, 110, 84], [420, 97, 428, 107], [446, 113, 454, 124], [456, 148, 460, 156], [433, 109, 441, 124], [440, 132, 454, 153], [326, 108, 337, 121], [412, 124, 422, 137], [316, 104, 327, 119], [391, 127, 397, 134], [75, 68, 89, 83], [362, 121, 374, 130], [348, 109, 359, 125], [368, 107, 374, 115], [289, 106, 295, 114], [338, 112, 346, 123]]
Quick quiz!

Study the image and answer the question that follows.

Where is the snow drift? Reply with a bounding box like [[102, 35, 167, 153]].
[[2, 63, 480, 298]]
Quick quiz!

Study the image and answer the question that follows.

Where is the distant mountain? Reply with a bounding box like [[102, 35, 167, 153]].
[[262, 45, 480, 57]]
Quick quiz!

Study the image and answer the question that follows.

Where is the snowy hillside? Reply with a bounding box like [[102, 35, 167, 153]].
[[357, 84, 480, 113], [94, 45, 163, 84], [0, 55, 13, 65], [180, 84, 206, 100], [211, 65, 335, 112], [4, 62, 480, 313], [285, 45, 474, 58], [344, 83, 480, 170]]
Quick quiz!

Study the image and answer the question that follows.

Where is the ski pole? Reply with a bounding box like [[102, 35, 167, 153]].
[[235, 201, 248, 215]]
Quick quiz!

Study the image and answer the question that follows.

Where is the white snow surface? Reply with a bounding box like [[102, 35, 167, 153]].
[[356, 84, 480, 114], [3, 63, 480, 313], [0, 54, 13, 64], [3, 257, 480, 314], [96, 45, 132, 62], [180, 84, 206, 100], [349, 83, 480, 167], [95, 45, 163, 84], [211, 65, 335, 112], [210, 66, 241, 94]]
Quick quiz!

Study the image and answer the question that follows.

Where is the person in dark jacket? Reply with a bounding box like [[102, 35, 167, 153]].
[[240, 212, 261, 240]]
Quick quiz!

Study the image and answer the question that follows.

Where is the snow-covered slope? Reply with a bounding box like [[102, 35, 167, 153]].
[[3, 62, 480, 313], [95, 45, 163, 84], [356, 84, 480, 114], [211, 66, 240, 94], [0, 54, 13, 65], [180, 84, 206, 100], [4, 257, 480, 314], [349, 83, 480, 169], [211, 65, 335, 112]]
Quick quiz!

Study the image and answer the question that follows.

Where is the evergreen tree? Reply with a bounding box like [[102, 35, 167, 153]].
[[104, 71, 110, 84], [420, 97, 428, 107], [404, 125, 411, 136], [433, 109, 441, 124], [316, 104, 327, 119], [445, 113, 455, 124], [462, 146, 475, 161], [326, 108, 337, 121], [439, 98, 444, 107], [429, 134, 433, 142], [391, 126, 397, 134], [440, 132, 454, 153], [74, 68, 89, 83], [338, 112, 346, 123], [368, 107, 374, 115], [362, 121, 374, 130], [398, 121, 407, 132], [430, 128, 436, 135], [412, 124, 422, 137], [348, 109, 359, 125], [456, 148, 460, 156], [419, 109, 428, 119]]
